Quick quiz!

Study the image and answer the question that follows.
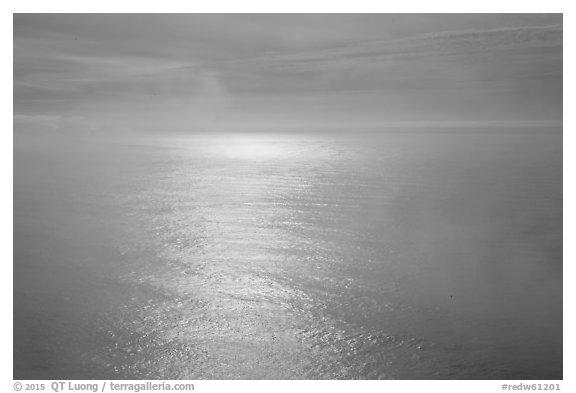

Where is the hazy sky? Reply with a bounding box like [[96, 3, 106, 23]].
[[14, 14, 562, 134]]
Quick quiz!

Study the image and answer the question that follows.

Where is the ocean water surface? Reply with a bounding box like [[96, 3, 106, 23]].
[[14, 129, 562, 379]]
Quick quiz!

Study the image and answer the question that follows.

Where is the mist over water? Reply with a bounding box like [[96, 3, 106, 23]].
[[13, 13, 563, 380], [13, 128, 562, 379]]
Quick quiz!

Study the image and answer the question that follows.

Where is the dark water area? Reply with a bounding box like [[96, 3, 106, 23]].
[[13, 129, 562, 379]]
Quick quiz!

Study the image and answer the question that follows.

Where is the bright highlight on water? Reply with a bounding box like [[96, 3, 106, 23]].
[[14, 130, 562, 379], [13, 13, 562, 380]]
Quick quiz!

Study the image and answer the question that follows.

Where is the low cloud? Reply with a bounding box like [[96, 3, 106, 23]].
[[13, 16, 563, 132], [221, 24, 562, 69], [14, 114, 96, 135]]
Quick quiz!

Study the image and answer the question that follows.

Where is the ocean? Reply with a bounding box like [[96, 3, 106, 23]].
[[13, 129, 562, 379]]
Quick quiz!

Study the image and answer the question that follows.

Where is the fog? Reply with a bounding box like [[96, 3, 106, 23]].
[[14, 14, 562, 135], [14, 14, 562, 379]]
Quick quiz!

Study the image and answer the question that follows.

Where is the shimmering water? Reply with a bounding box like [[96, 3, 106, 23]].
[[14, 130, 562, 379]]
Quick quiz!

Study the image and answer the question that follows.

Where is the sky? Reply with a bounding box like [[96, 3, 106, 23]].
[[13, 14, 563, 134]]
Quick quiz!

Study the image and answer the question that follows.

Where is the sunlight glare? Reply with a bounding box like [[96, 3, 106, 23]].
[[215, 135, 285, 160]]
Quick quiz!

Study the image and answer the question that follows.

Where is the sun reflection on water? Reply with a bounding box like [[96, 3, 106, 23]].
[[210, 134, 287, 160]]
